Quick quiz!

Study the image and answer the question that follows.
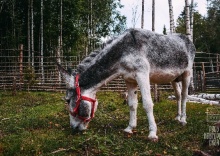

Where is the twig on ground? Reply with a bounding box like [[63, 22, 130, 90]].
[[51, 148, 69, 154]]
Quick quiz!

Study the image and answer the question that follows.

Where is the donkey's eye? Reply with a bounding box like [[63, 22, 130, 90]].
[[66, 89, 75, 99]]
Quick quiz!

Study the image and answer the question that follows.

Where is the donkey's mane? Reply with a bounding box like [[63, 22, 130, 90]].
[[77, 36, 118, 73], [77, 50, 100, 73]]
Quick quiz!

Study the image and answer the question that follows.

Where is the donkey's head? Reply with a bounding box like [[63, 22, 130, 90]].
[[57, 63, 98, 131]]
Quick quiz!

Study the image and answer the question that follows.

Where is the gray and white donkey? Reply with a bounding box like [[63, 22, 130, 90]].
[[57, 28, 195, 141]]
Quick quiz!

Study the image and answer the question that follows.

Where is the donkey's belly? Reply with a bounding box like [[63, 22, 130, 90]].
[[150, 70, 183, 84]]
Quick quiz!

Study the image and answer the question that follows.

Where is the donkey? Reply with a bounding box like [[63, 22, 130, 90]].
[[57, 28, 196, 141]]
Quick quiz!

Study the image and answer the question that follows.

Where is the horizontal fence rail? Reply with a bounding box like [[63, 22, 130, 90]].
[[0, 48, 219, 93]]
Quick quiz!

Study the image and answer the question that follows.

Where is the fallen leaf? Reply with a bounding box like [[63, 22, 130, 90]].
[[55, 124, 60, 127]]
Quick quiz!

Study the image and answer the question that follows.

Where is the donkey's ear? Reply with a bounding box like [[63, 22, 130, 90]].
[[56, 62, 75, 88]]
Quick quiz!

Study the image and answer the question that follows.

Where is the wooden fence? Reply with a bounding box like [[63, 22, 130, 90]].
[[0, 47, 219, 93], [193, 52, 220, 93]]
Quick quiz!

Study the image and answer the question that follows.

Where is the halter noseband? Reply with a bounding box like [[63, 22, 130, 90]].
[[69, 74, 96, 122]]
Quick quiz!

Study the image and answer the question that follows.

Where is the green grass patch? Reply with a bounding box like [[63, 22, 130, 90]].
[[0, 91, 219, 155]]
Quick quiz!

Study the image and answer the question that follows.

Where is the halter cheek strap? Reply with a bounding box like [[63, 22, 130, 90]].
[[69, 74, 96, 122]]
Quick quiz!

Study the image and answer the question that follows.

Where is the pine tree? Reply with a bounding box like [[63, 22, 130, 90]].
[[163, 25, 167, 35]]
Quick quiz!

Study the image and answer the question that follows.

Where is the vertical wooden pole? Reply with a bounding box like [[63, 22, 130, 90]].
[[12, 76, 16, 96], [197, 71, 200, 91], [200, 71, 203, 91], [19, 44, 23, 84], [153, 84, 159, 102], [201, 62, 206, 91], [217, 54, 219, 75], [193, 62, 197, 91]]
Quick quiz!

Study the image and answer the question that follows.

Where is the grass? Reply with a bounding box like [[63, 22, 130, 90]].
[[0, 91, 219, 156]]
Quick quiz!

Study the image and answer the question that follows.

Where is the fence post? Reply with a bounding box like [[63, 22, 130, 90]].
[[19, 44, 23, 84], [193, 62, 197, 91], [201, 62, 206, 92], [153, 84, 158, 102], [197, 71, 200, 91], [12, 76, 16, 96], [217, 54, 219, 76]]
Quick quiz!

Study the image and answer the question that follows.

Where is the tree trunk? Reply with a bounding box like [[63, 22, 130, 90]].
[[12, 1, 15, 47], [190, 0, 194, 41], [188, 95, 220, 105], [152, 0, 158, 102], [141, 0, 144, 28], [57, 0, 63, 83], [168, 0, 175, 33], [87, 0, 93, 53], [19, 44, 23, 84], [57, 38, 61, 83], [185, 0, 191, 40], [40, 0, 44, 83], [60, 0, 63, 56], [191, 93, 220, 100], [186, 0, 195, 94], [131, 4, 139, 28], [90, 0, 95, 51], [31, 0, 34, 67], [152, 0, 155, 32], [28, 0, 31, 66]]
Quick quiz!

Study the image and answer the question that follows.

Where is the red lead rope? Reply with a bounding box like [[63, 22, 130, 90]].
[[70, 74, 96, 122]]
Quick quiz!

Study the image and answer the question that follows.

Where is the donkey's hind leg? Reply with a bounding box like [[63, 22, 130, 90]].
[[124, 81, 138, 134], [180, 71, 191, 126], [171, 81, 182, 122], [136, 72, 158, 141]]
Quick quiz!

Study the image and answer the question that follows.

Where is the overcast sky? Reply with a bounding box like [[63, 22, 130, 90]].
[[119, 0, 207, 34]]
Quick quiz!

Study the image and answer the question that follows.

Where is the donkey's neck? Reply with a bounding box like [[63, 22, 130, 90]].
[[79, 63, 121, 93], [78, 47, 124, 93], [77, 30, 130, 94]]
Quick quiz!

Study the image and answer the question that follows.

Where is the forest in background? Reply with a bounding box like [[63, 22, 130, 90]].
[[0, 0, 219, 60], [175, 0, 220, 54], [0, 0, 126, 59]]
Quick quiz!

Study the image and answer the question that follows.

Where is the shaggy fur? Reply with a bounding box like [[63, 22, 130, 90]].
[[58, 28, 196, 141]]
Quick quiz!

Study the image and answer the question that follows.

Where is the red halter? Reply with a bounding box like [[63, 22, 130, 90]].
[[69, 74, 96, 122]]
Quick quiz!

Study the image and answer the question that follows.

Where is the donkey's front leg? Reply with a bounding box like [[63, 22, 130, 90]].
[[124, 82, 138, 134], [136, 72, 158, 141]]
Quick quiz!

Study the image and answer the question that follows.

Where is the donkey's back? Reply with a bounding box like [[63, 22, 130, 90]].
[[120, 29, 196, 84]]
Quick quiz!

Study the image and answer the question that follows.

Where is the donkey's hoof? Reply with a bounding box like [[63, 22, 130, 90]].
[[148, 132, 158, 142], [181, 121, 187, 126], [124, 126, 133, 134], [180, 117, 187, 126], [124, 128, 133, 138], [175, 115, 181, 121]]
